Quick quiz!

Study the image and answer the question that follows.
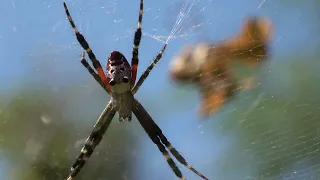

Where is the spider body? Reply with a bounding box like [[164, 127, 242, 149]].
[[63, 1, 208, 180], [110, 91, 134, 122], [107, 51, 134, 122], [107, 51, 131, 88]]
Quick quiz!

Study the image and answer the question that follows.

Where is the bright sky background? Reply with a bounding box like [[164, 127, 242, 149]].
[[1, 0, 317, 89]]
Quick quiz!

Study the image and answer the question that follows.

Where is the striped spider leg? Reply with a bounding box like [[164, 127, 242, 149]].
[[63, 1, 208, 180]]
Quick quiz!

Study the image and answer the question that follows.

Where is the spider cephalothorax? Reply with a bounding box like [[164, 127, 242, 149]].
[[63, 0, 208, 179]]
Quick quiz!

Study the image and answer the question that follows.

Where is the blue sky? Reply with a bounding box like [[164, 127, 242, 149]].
[[1, 0, 317, 90]]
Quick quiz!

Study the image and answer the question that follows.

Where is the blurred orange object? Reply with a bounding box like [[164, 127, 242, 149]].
[[169, 16, 273, 118]]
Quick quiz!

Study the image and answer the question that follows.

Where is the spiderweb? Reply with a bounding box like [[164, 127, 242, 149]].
[[0, 0, 319, 180]]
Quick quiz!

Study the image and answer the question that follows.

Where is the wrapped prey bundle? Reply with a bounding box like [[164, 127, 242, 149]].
[[169, 16, 273, 118]]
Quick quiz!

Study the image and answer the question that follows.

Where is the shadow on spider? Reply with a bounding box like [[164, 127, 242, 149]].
[[63, 1, 208, 180]]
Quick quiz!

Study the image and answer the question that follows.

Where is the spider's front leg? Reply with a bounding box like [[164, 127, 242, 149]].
[[66, 103, 116, 180], [132, 99, 209, 180], [132, 99, 184, 179]]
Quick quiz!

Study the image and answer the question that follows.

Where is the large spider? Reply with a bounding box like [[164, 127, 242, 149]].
[[63, 1, 208, 180]]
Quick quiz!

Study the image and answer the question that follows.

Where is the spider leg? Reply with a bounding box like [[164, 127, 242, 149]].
[[130, 0, 143, 88], [157, 133, 209, 180], [66, 103, 116, 180], [132, 43, 167, 94], [132, 99, 185, 180], [63, 2, 112, 91], [132, 99, 209, 180], [80, 51, 111, 95]]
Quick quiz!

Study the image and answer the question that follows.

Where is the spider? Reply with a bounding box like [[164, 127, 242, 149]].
[[63, 1, 208, 180]]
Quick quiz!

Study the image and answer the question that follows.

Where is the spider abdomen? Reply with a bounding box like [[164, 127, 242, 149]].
[[106, 51, 132, 91]]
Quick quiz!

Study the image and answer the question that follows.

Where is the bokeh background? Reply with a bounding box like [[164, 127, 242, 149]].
[[1, 0, 320, 180]]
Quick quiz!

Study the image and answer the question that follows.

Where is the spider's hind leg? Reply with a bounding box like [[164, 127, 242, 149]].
[[130, 0, 144, 87], [132, 39, 167, 94], [63, 2, 112, 91], [80, 51, 111, 94]]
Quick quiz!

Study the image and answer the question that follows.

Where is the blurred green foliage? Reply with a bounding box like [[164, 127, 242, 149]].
[[0, 88, 139, 180]]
